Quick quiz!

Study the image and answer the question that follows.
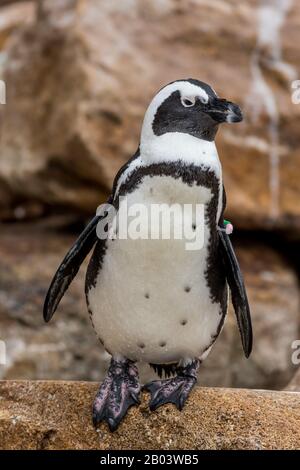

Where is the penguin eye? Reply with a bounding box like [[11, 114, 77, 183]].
[[181, 97, 195, 107]]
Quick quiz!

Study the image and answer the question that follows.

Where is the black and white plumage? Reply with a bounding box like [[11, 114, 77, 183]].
[[44, 79, 252, 431]]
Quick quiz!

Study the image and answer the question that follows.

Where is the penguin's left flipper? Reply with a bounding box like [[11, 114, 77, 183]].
[[219, 229, 253, 358], [43, 215, 101, 323]]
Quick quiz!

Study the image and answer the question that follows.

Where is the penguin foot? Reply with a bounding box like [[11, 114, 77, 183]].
[[144, 360, 199, 411], [92, 358, 141, 432]]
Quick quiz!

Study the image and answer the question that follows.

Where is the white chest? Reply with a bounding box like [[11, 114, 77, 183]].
[[87, 173, 224, 364]]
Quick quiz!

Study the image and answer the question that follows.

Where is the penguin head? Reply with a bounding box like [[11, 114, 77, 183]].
[[141, 78, 242, 146]]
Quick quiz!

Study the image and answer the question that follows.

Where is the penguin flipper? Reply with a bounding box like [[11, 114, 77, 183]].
[[43, 215, 100, 322], [219, 230, 253, 358], [43, 148, 140, 323]]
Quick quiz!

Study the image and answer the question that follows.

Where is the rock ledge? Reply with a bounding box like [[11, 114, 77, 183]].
[[0, 381, 299, 450]]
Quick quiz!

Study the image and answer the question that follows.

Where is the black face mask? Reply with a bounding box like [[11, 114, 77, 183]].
[[152, 91, 243, 142]]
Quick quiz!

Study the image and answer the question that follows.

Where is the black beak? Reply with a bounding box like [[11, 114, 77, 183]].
[[206, 98, 243, 124]]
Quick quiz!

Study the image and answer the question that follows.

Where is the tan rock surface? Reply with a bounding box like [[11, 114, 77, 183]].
[[0, 380, 299, 450], [0, 1, 35, 50], [0, 0, 299, 228]]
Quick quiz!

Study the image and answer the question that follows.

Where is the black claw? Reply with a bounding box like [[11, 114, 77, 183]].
[[130, 392, 140, 405], [178, 394, 185, 411], [92, 413, 99, 427], [107, 417, 118, 432], [149, 402, 157, 412], [150, 397, 164, 411]]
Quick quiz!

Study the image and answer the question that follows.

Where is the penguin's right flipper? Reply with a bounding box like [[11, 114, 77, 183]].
[[219, 229, 253, 358], [43, 215, 101, 322], [43, 149, 140, 324]]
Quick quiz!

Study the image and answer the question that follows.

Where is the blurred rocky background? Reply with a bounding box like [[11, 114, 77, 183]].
[[0, 0, 299, 391]]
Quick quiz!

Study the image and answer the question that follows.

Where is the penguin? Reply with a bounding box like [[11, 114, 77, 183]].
[[44, 78, 252, 432]]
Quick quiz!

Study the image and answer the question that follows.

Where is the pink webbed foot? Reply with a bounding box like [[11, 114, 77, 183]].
[[144, 360, 199, 411], [93, 359, 141, 432]]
